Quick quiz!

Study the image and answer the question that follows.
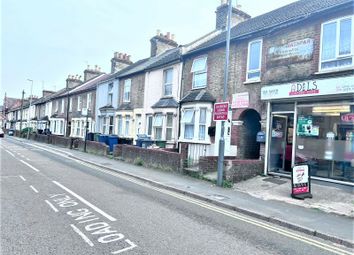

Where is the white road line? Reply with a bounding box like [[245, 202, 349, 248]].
[[5, 149, 15, 157], [52, 181, 117, 222], [45, 200, 59, 212], [70, 224, 94, 247], [19, 175, 26, 181], [30, 185, 39, 193], [20, 160, 40, 172], [26, 158, 31, 161]]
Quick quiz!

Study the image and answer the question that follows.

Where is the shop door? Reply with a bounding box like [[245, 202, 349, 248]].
[[269, 115, 288, 172]]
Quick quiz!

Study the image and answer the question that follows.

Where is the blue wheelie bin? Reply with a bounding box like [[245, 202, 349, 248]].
[[108, 135, 119, 152], [98, 134, 108, 144]]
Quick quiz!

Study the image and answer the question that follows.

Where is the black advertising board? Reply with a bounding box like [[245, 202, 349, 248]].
[[291, 164, 312, 199]]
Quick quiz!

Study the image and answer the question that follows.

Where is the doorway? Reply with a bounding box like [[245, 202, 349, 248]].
[[269, 113, 294, 172]]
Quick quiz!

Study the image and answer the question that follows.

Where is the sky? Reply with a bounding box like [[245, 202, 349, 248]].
[[1, 0, 297, 104]]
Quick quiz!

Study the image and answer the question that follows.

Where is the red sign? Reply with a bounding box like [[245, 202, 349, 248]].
[[213, 102, 229, 121], [341, 113, 354, 123], [291, 164, 312, 199]]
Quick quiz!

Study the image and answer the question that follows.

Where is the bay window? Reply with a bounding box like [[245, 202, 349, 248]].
[[166, 113, 173, 141], [182, 109, 195, 139], [125, 115, 130, 136], [153, 114, 163, 140], [199, 108, 207, 140], [117, 115, 123, 136]]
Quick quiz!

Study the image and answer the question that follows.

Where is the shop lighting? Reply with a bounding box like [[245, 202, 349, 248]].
[[312, 112, 340, 116], [312, 105, 350, 113]]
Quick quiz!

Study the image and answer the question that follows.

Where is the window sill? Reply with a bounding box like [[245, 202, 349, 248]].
[[191, 86, 207, 90], [315, 66, 354, 75], [243, 79, 261, 85], [178, 139, 211, 145]]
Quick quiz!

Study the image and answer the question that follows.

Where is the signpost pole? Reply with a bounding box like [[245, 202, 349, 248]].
[[217, 0, 232, 187]]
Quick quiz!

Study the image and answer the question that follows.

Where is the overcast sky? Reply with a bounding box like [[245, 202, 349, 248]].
[[1, 0, 297, 104]]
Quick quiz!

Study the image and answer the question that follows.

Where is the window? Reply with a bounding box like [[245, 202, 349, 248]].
[[247, 39, 262, 81], [166, 113, 173, 141], [153, 114, 163, 140], [146, 115, 153, 136], [117, 115, 123, 136], [108, 116, 114, 134], [55, 101, 59, 112], [77, 96, 82, 111], [191, 56, 207, 89], [199, 108, 207, 140], [182, 109, 195, 139], [69, 98, 72, 112], [321, 16, 353, 70], [87, 93, 92, 110], [61, 99, 65, 113], [163, 68, 173, 96], [125, 115, 130, 136], [108, 83, 113, 105], [123, 79, 131, 102]]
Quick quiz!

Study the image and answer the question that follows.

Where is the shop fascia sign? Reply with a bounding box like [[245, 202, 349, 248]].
[[261, 75, 354, 100], [231, 92, 249, 109]]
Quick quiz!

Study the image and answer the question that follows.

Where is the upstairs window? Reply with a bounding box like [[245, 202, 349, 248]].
[[123, 79, 131, 102], [321, 16, 353, 70], [247, 39, 262, 81], [61, 99, 65, 113], [77, 96, 82, 111], [69, 98, 72, 112], [163, 68, 173, 96], [191, 56, 207, 89], [87, 93, 92, 110], [108, 83, 113, 105]]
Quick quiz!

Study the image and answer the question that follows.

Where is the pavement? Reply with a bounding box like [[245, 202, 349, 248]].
[[7, 136, 354, 248]]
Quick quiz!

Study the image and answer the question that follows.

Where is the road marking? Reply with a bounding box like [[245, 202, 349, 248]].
[[30, 185, 39, 193], [52, 181, 117, 222], [4, 149, 15, 157], [26, 157, 31, 161], [70, 224, 94, 247], [20, 160, 40, 172], [19, 175, 26, 181], [45, 200, 59, 212], [75, 160, 353, 255]]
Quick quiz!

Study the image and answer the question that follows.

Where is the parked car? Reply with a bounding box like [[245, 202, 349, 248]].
[[0, 129, 4, 138], [8, 129, 14, 136]]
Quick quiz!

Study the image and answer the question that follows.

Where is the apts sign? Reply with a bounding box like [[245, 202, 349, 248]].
[[261, 75, 354, 100]]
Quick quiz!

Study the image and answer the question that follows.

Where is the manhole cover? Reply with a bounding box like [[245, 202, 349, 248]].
[[263, 177, 287, 185], [207, 194, 229, 200]]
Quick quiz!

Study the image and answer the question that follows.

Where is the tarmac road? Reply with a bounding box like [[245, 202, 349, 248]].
[[0, 137, 352, 255]]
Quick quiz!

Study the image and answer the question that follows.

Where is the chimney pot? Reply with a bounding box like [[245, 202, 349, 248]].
[[156, 29, 161, 35], [127, 55, 131, 61], [114, 52, 119, 58], [87, 65, 90, 69], [166, 32, 171, 39], [171, 34, 175, 40]]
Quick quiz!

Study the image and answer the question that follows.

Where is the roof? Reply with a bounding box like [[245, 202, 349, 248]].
[[99, 104, 115, 111], [151, 98, 179, 109], [180, 90, 215, 104], [69, 74, 109, 94], [117, 103, 133, 111], [188, 0, 352, 54]]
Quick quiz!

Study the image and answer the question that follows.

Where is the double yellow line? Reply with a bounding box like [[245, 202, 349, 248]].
[[75, 160, 353, 255]]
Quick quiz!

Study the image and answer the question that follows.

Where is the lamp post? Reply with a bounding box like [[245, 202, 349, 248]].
[[26, 79, 33, 139]]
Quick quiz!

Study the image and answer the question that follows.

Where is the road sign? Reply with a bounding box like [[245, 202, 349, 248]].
[[213, 102, 229, 121]]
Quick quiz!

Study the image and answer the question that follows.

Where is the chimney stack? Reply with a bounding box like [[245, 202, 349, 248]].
[[66, 74, 83, 89], [111, 52, 133, 73], [84, 65, 103, 82], [150, 30, 178, 57], [215, 0, 251, 30]]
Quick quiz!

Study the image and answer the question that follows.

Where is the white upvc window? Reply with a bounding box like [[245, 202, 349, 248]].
[[117, 115, 123, 136], [55, 101, 59, 112], [77, 96, 82, 111], [87, 93, 92, 110], [246, 39, 262, 81], [191, 56, 207, 89], [69, 98, 72, 112], [146, 115, 153, 136], [320, 16, 353, 71], [166, 113, 173, 141], [182, 109, 195, 140], [163, 68, 173, 96], [61, 99, 65, 113], [153, 113, 163, 140], [198, 108, 207, 140], [108, 83, 113, 105], [108, 116, 114, 135], [123, 79, 131, 102], [125, 115, 130, 136]]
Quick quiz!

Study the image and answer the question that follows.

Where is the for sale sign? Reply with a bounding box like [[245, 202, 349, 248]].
[[291, 164, 312, 199], [213, 102, 229, 121]]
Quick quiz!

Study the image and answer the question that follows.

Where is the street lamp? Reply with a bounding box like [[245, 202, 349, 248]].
[[27, 79, 33, 139]]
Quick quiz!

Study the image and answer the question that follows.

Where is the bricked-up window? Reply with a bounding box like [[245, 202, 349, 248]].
[[166, 113, 173, 141], [108, 83, 113, 105], [153, 114, 163, 140], [123, 79, 131, 102], [125, 115, 130, 136], [182, 109, 195, 139], [163, 68, 173, 96], [87, 93, 92, 110], [247, 39, 262, 81], [199, 108, 207, 140], [191, 56, 207, 89], [321, 16, 353, 70]]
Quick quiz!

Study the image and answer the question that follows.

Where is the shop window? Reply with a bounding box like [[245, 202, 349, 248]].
[[247, 39, 262, 81], [191, 56, 207, 89], [320, 16, 353, 70]]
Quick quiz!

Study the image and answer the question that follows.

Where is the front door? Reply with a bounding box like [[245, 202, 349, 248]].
[[269, 114, 288, 172]]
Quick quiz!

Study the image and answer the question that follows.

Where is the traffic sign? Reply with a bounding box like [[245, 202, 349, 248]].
[[213, 102, 229, 121]]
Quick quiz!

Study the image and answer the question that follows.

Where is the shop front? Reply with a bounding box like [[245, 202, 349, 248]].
[[261, 75, 354, 185]]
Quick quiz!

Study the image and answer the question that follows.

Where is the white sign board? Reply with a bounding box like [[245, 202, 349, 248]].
[[261, 75, 354, 100], [231, 92, 249, 109], [82, 108, 88, 116]]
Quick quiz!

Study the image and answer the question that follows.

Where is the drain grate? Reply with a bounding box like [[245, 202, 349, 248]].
[[263, 177, 287, 185]]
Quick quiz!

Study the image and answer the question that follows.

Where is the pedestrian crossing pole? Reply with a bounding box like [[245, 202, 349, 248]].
[[217, 0, 232, 187]]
